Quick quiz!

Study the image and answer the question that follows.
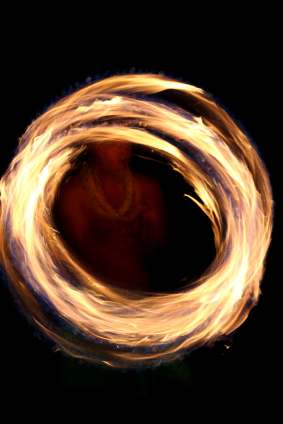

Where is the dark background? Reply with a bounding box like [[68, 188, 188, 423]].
[[0, 16, 280, 411]]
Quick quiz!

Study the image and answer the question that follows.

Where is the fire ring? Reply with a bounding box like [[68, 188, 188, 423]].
[[0, 74, 273, 367]]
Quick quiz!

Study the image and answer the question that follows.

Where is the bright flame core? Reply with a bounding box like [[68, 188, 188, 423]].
[[0, 74, 273, 367]]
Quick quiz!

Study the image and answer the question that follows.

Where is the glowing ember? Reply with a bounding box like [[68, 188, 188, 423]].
[[0, 74, 273, 367]]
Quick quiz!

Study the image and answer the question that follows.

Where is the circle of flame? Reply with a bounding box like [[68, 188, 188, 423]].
[[0, 74, 273, 367]]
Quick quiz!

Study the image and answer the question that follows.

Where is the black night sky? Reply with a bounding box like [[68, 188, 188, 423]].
[[0, 13, 280, 413]]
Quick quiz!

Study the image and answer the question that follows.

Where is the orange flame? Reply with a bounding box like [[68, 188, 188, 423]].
[[0, 74, 273, 367]]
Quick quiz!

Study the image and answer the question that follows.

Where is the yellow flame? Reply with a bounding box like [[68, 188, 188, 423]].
[[0, 74, 273, 367]]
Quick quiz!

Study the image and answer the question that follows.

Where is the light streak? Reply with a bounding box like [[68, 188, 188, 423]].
[[0, 74, 273, 367]]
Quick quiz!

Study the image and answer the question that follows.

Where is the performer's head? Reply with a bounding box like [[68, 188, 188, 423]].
[[87, 142, 132, 169]]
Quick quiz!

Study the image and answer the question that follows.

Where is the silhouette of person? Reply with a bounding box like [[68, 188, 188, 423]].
[[55, 142, 169, 291]]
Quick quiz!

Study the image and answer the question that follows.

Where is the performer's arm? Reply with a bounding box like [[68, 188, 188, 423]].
[[139, 176, 169, 253], [55, 178, 89, 249]]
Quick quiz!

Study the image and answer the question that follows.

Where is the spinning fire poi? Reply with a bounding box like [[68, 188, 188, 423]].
[[0, 74, 273, 367]]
